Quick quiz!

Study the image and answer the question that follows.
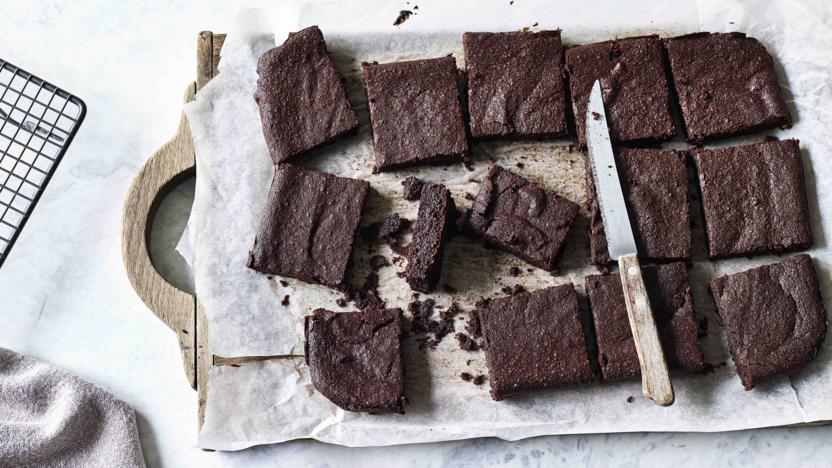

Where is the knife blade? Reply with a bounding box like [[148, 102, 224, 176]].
[[585, 80, 674, 406]]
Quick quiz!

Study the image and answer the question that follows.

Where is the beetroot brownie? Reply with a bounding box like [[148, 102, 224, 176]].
[[565, 35, 676, 147], [585, 262, 704, 381], [255, 26, 358, 163], [479, 284, 594, 400], [692, 139, 811, 258], [363, 57, 468, 171], [586, 148, 691, 266], [710, 254, 826, 390], [247, 164, 369, 287], [665, 32, 791, 144], [464, 30, 568, 139], [305, 308, 407, 413], [466, 164, 579, 271], [405, 182, 456, 292]]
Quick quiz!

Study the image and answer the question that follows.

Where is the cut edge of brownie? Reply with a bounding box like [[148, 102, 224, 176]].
[[405, 182, 456, 293]]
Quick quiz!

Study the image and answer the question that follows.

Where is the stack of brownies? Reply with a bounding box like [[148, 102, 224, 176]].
[[246, 26, 826, 413]]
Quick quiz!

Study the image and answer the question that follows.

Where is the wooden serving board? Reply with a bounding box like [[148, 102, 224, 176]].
[[121, 32, 228, 428]]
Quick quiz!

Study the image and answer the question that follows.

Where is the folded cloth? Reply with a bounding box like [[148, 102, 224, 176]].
[[0, 348, 146, 467]]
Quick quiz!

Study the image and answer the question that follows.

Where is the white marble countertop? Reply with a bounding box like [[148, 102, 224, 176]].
[[2, 1, 832, 466]]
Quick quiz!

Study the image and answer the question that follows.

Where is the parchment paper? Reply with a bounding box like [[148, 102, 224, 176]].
[[182, 0, 832, 450]]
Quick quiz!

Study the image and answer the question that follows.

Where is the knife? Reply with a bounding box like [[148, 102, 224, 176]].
[[585, 80, 674, 406]]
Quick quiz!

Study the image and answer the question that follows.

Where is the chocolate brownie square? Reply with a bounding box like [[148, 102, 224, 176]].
[[464, 30, 568, 139], [305, 308, 407, 413], [565, 35, 676, 147], [363, 57, 468, 171], [405, 182, 456, 293], [587, 148, 691, 266], [665, 32, 791, 144], [248, 164, 369, 287], [692, 139, 811, 258], [479, 284, 594, 400], [585, 262, 704, 381], [710, 254, 826, 390], [255, 26, 358, 163], [467, 164, 579, 271]]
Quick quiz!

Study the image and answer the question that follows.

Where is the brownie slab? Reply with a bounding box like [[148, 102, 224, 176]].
[[665, 32, 791, 144], [467, 164, 579, 271], [710, 254, 826, 390], [247, 164, 369, 287], [255, 26, 358, 163], [305, 308, 407, 413], [405, 182, 456, 293], [363, 57, 468, 171], [692, 139, 811, 258], [587, 148, 691, 266], [565, 35, 676, 147], [464, 30, 568, 139], [479, 284, 594, 400], [585, 262, 704, 381]]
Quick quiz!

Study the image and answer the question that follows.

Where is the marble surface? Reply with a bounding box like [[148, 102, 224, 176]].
[[2, 1, 832, 466]]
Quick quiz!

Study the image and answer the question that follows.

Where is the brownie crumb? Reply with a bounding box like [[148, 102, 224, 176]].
[[370, 255, 390, 270], [500, 284, 526, 296], [466, 309, 482, 338], [281, 295, 290, 306], [466, 359, 472, 366], [591, 111, 601, 121], [342, 272, 386, 311], [335, 298, 348, 308], [456, 332, 480, 351], [279, 280, 289, 287], [509, 266, 522, 277], [378, 213, 412, 254], [409, 298, 456, 350], [460, 372, 473, 382], [515, 162, 525, 169], [473, 375, 486, 385], [464, 192, 476, 201], [402, 176, 424, 201], [626, 396, 634, 403], [393, 10, 412, 26]]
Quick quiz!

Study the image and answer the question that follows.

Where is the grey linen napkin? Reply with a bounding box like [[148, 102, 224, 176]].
[[0, 347, 146, 467]]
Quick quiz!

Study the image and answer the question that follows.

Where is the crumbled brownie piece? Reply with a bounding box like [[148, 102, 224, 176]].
[[405, 183, 456, 292], [364, 57, 468, 171], [456, 332, 479, 351], [279, 280, 289, 287], [586, 148, 691, 266], [473, 375, 486, 386], [464, 30, 568, 139], [710, 254, 826, 390], [305, 308, 406, 413], [692, 139, 811, 258], [255, 26, 358, 163], [466, 309, 482, 338], [565, 35, 676, 146], [335, 298, 348, 308], [402, 176, 424, 201], [665, 32, 791, 144], [585, 262, 704, 381], [460, 372, 473, 381], [509, 266, 522, 277], [467, 164, 579, 271], [479, 284, 594, 400], [248, 165, 368, 287], [281, 295, 290, 306]]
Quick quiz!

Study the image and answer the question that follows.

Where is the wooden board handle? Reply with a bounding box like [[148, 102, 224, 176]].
[[121, 83, 198, 389], [617, 253, 674, 406]]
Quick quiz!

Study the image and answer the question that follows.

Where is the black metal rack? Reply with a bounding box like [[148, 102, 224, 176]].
[[0, 59, 86, 268]]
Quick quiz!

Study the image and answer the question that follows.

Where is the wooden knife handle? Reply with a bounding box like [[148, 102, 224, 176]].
[[617, 252, 674, 406]]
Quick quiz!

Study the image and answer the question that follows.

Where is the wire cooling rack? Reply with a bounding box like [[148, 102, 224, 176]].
[[0, 59, 86, 268]]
